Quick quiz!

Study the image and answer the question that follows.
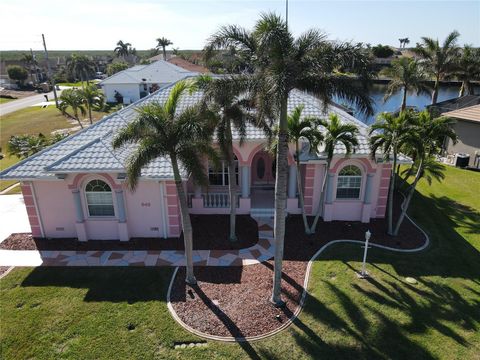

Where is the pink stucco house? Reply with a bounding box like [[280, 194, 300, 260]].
[[0, 82, 397, 242]]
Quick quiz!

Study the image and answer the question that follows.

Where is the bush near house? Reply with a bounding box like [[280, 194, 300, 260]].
[[106, 62, 129, 76]]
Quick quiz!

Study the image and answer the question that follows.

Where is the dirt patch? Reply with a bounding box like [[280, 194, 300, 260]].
[[0, 215, 258, 251], [0, 266, 12, 277]]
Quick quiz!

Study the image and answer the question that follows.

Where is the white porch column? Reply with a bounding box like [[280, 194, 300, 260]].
[[363, 174, 375, 204], [241, 165, 250, 198], [288, 165, 297, 198], [325, 173, 335, 204], [194, 185, 202, 198], [72, 190, 87, 242]]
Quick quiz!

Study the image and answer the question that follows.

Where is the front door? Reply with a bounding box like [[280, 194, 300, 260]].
[[252, 151, 275, 186]]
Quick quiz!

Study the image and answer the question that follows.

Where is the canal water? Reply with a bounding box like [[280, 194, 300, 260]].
[[341, 84, 479, 125]]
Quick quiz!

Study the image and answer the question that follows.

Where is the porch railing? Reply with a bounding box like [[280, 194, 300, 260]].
[[187, 192, 240, 208]]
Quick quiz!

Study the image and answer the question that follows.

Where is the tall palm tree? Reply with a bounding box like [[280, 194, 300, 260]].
[[114, 40, 132, 59], [393, 111, 457, 235], [112, 80, 216, 285], [79, 84, 105, 125], [206, 13, 373, 305], [58, 89, 86, 129], [286, 105, 323, 233], [454, 45, 480, 97], [369, 112, 413, 235], [21, 53, 37, 84], [414, 30, 461, 104], [156, 37, 173, 61], [194, 75, 262, 242], [66, 54, 95, 88], [310, 114, 359, 233], [381, 57, 431, 111]]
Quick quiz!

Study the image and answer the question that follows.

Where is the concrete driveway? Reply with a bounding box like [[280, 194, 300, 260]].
[[0, 195, 30, 242], [0, 89, 64, 116]]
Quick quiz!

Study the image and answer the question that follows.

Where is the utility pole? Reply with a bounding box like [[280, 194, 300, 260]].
[[286, 0, 289, 29], [42, 34, 59, 107]]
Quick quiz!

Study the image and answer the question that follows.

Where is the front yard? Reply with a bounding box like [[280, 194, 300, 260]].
[[0, 106, 112, 193], [1, 166, 479, 359]]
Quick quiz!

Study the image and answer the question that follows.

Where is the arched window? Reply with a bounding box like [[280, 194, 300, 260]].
[[85, 179, 115, 216], [336, 165, 362, 199]]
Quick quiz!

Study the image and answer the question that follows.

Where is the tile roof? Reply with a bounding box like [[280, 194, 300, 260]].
[[99, 60, 198, 85], [443, 104, 480, 123], [0, 79, 382, 181]]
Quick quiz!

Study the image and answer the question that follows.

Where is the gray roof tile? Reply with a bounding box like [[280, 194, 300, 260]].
[[0, 80, 379, 180]]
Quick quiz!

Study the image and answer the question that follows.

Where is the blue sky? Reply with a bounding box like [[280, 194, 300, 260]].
[[1, 0, 479, 50]]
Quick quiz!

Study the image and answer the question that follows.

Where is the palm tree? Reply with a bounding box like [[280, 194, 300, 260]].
[[195, 75, 261, 242], [66, 54, 95, 88], [381, 57, 431, 111], [310, 114, 359, 233], [114, 40, 132, 59], [156, 37, 173, 61], [21, 53, 37, 84], [79, 84, 105, 125], [414, 30, 461, 104], [286, 105, 323, 233], [369, 112, 413, 235], [112, 80, 216, 285], [58, 89, 86, 129], [206, 13, 373, 305], [393, 111, 457, 235], [454, 45, 480, 97]]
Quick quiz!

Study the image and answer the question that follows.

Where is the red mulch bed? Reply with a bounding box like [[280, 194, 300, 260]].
[[170, 193, 427, 338], [0, 215, 258, 251], [171, 260, 306, 338]]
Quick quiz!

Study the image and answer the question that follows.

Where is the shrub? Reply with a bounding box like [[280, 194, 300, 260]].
[[7, 133, 68, 159], [7, 65, 29, 85], [372, 44, 394, 58], [106, 62, 129, 76]]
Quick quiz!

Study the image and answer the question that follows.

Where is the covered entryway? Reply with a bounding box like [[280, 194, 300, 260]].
[[251, 151, 275, 210]]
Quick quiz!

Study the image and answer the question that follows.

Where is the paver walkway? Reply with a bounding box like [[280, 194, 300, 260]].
[[0, 217, 275, 267]]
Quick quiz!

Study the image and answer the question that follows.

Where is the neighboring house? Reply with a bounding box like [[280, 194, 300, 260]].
[[0, 80, 402, 241], [427, 95, 480, 114], [99, 60, 198, 104], [442, 104, 480, 168]]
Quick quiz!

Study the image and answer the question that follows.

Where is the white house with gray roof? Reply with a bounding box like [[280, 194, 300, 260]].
[[0, 80, 398, 242], [100, 60, 198, 104]]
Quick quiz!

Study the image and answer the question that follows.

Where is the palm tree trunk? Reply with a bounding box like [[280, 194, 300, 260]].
[[393, 157, 423, 236], [271, 95, 289, 307], [431, 75, 440, 104], [226, 120, 237, 242], [88, 104, 93, 125], [459, 81, 467, 97], [171, 154, 196, 285], [387, 148, 397, 235], [295, 142, 310, 234], [73, 108, 84, 129], [401, 87, 407, 111], [310, 159, 331, 233], [163, 47, 167, 61]]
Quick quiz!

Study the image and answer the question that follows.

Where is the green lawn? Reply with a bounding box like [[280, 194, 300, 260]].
[[56, 80, 101, 87], [1, 166, 479, 359], [0, 98, 16, 104], [0, 106, 110, 192]]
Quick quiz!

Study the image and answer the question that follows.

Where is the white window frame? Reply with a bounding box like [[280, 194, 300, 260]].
[[84, 179, 116, 218], [336, 165, 362, 200], [208, 156, 239, 186]]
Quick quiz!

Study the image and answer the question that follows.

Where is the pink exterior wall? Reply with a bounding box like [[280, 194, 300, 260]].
[[376, 164, 392, 218], [123, 180, 167, 238], [21, 182, 43, 238]]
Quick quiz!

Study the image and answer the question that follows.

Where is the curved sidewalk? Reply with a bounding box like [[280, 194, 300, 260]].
[[0, 217, 275, 267]]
